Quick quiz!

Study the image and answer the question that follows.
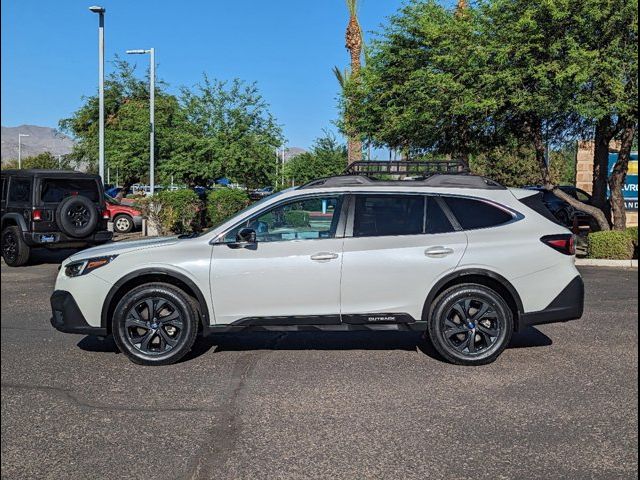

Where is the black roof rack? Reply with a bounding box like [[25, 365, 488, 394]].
[[344, 160, 468, 176], [299, 174, 505, 190]]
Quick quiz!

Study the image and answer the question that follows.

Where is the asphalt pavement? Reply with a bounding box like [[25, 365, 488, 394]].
[[1, 253, 638, 480]]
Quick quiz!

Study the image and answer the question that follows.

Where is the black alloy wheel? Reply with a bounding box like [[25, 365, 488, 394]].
[[1, 226, 30, 267], [428, 284, 513, 366], [112, 283, 199, 365]]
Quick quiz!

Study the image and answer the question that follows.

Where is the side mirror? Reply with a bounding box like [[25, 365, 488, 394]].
[[236, 228, 257, 244]]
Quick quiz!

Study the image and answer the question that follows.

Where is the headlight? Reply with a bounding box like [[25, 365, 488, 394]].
[[65, 255, 118, 277]]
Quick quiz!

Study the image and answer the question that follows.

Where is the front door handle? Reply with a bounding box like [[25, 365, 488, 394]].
[[310, 252, 339, 262], [425, 246, 454, 257]]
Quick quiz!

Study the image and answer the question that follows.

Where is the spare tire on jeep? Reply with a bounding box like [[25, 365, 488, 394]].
[[55, 195, 99, 238]]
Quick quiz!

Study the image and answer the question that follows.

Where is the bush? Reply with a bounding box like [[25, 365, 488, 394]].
[[137, 190, 202, 235], [587, 230, 635, 260], [206, 188, 251, 226], [627, 226, 638, 259]]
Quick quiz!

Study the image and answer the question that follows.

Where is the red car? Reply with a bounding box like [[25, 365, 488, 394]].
[[104, 195, 143, 233]]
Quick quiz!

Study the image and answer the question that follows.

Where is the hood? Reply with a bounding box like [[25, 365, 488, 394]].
[[68, 236, 180, 262]]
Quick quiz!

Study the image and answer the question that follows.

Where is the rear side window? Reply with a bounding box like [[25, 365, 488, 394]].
[[8, 178, 31, 202], [443, 196, 513, 230], [40, 178, 99, 203], [354, 195, 424, 237], [426, 197, 455, 234]]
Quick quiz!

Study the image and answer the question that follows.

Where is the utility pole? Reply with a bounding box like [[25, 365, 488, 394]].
[[18, 134, 29, 169], [89, 6, 106, 183]]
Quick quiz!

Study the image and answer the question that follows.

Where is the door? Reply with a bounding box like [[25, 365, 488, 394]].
[[340, 194, 468, 322], [210, 194, 346, 325]]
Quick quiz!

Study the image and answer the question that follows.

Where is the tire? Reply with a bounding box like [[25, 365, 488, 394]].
[[1, 226, 31, 267], [112, 283, 199, 366], [56, 195, 99, 238], [427, 284, 513, 366], [113, 214, 134, 234]]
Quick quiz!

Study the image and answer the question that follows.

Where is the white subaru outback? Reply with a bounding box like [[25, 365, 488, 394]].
[[50, 174, 584, 366]]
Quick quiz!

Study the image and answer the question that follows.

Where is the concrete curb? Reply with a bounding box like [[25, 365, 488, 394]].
[[576, 259, 638, 268]]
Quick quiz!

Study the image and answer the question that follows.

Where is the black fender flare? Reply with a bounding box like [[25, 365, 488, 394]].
[[422, 268, 524, 325], [1, 213, 28, 232], [101, 268, 211, 330]]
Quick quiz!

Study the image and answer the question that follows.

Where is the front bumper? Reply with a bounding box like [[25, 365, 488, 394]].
[[520, 275, 585, 328], [50, 290, 107, 336], [25, 230, 113, 247]]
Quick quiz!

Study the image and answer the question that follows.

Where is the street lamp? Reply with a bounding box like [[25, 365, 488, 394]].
[[89, 5, 106, 184], [18, 134, 29, 169], [126, 48, 155, 195]]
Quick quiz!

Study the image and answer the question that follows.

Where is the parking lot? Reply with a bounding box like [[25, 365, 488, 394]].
[[1, 257, 637, 480]]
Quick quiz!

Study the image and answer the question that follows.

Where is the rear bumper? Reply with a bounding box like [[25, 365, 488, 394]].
[[24, 230, 113, 247], [520, 275, 584, 328], [50, 290, 107, 336]]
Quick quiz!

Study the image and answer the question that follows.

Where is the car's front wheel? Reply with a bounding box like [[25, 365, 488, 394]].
[[112, 283, 199, 365], [427, 284, 513, 366], [113, 214, 134, 234]]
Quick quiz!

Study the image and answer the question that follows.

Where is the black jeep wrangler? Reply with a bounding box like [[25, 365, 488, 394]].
[[1, 169, 113, 267]]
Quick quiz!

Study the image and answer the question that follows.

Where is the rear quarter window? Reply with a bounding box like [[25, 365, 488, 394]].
[[40, 178, 100, 203], [443, 196, 513, 230], [8, 178, 31, 202]]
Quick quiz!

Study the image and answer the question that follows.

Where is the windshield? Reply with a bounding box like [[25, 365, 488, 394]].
[[105, 194, 120, 205], [197, 189, 290, 237]]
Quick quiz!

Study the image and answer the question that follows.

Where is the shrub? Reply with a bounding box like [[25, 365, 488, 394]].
[[206, 188, 251, 226], [627, 226, 639, 259], [137, 189, 202, 235], [587, 230, 635, 260], [284, 210, 310, 227]]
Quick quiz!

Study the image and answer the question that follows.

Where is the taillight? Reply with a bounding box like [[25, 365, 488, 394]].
[[102, 210, 111, 220], [541, 234, 575, 256], [32, 210, 42, 221]]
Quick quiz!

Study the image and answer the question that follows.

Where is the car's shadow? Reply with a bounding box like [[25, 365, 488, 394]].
[[25, 248, 82, 266], [77, 327, 552, 364]]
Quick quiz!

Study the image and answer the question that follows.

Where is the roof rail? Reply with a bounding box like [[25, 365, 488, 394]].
[[299, 174, 505, 190], [344, 160, 469, 176]]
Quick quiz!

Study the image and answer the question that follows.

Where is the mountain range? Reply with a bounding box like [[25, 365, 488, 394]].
[[1, 125, 75, 164]]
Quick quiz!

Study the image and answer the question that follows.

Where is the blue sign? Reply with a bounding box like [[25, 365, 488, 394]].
[[608, 152, 638, 211]]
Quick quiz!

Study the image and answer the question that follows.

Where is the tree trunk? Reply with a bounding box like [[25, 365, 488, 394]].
[[527, 119, 611, 231], [608, 120, 636, 231], [592, 116, 616, 211], [347, 137, 363, 165]]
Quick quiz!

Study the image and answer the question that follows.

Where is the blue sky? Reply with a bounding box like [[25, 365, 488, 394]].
[[0, 0, 420, 149]]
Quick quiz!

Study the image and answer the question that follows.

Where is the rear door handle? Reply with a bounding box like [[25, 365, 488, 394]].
[[425, 246, 454, 257], [310, 252, 339, 262]]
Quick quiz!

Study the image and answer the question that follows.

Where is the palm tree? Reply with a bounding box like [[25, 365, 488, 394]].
[[344, 0, 363, 164]]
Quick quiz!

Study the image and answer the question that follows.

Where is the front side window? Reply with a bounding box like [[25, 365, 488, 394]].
[[8, 178, 31, 203], [443, 196, 513, 230], [353, 195, 424, 237], [223, 195, 343, 243]]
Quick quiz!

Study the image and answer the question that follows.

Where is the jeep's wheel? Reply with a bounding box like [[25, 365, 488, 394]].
[[1, 226, 30, 267], [56, 195, 99, 238], [113, 214, 133, 234], [112, 283, 198, 365], [427, 284, 513, 366]]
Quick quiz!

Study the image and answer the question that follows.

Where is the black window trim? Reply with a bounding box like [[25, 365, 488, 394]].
[[212, 192, 349, 245]]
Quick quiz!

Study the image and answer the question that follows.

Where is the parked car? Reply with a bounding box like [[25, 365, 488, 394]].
[[524, 185, 594, 228], [1, 169, 112, 267], [50, 173, 583, 366], [104, 195, 143, 234], [249, 186, 275, 201]]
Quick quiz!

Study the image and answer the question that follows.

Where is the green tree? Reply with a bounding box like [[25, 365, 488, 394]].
[[2, 152, 72, 170], [283, 132, 348, 185], [60, 59, 184, 191], [161, 76, 283, 189]]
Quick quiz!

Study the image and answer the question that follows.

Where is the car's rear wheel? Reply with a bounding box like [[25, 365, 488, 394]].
[[112, 283, 198, 365], [1, 226, 30, 267], [113, 214, 134, 234], [427, 284, 513, 366]]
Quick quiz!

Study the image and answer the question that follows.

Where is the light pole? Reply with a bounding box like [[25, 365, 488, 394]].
[[18, 134, 29, 169], [126, 48, 155, 195], [89, 6, 106, 184]]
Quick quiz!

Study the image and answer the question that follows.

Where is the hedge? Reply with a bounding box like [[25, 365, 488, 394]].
[[587, 230, 635, 260], [137, 189, 202, 235], [206, 188, 251, 226]]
